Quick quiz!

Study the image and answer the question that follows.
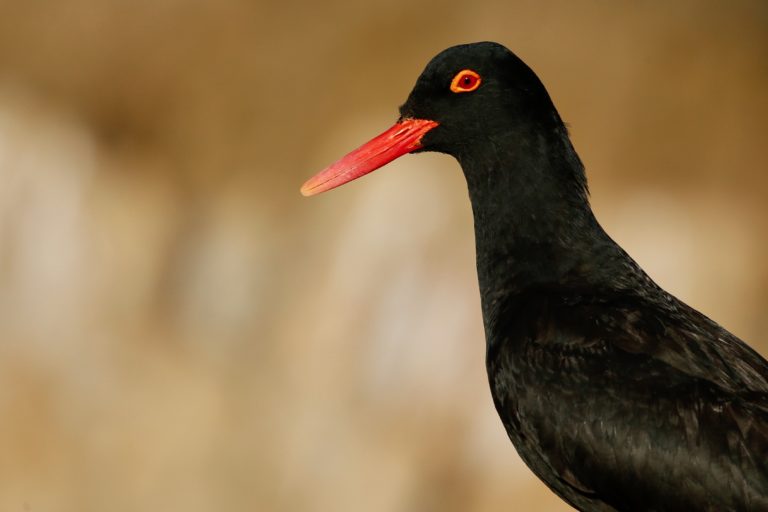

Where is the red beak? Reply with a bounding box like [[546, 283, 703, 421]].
[[300, 118, 439, 196]]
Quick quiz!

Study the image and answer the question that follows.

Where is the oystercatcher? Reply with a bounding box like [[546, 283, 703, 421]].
[[300, 42, 768, 511]]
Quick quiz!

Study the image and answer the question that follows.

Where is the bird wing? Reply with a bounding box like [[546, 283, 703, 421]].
[[604, 294, 768, 395], [488, 289, 768, 511]]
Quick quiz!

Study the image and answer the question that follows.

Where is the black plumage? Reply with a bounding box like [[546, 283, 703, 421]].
[[302, 42, 768, 511]]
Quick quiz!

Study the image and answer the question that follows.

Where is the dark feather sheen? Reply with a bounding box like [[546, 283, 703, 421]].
[[487, 286, 768, 511], [399, 42, 768, 511]]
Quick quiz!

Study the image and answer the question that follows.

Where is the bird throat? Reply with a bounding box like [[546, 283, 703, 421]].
[[458, 129, 621, 314]]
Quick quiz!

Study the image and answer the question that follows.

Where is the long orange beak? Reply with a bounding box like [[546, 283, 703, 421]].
[[300, 118, 439, 196]]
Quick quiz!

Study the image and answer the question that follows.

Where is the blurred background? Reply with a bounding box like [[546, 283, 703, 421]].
[[0, 1, 766, 510]]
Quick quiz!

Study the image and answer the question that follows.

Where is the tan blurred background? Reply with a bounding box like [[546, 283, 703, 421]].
[[0, 1, 766, 511]]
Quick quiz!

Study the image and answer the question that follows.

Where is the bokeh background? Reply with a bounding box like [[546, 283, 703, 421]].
[[0, 1, 766, 511]]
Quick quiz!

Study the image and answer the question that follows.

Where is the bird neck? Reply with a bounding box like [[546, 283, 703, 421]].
[[458, 127, 631, 321]]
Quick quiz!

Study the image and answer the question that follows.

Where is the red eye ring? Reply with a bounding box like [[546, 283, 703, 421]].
[[450, 69, 481, 93]]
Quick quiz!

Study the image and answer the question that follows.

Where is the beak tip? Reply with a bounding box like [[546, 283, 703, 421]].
[[300, 183, 314, 197]]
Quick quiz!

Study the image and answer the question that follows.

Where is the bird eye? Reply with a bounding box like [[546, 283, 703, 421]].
[[450, 69, 481, 93]]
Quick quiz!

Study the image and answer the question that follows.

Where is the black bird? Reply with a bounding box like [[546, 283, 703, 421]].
[[301, 42, 768, 511]]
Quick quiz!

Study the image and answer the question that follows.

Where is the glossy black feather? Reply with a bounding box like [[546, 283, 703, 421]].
[[488, 286, 768, 511], [399, 42, 768, 511]]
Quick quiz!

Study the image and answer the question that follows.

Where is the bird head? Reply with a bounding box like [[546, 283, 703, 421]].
[[300, 41, 558, 196]]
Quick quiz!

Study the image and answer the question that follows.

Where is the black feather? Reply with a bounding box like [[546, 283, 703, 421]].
[[403, 42, 768, 511]]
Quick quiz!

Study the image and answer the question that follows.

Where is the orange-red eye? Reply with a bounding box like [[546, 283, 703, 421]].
[[450, 69, 481, 93]]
